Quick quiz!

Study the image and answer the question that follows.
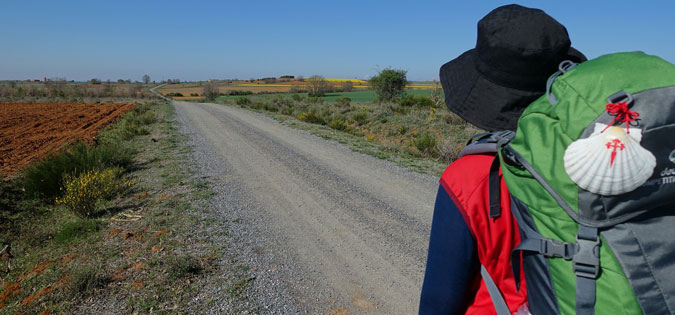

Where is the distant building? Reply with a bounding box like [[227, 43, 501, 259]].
[[42, 77, 47, 82]]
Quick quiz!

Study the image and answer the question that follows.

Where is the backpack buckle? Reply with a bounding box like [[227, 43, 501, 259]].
[[540, 239, 574, 259], [573, 235, 601, 279]]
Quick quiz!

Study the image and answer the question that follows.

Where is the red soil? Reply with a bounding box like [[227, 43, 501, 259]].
[[0, 102, 136, 177]]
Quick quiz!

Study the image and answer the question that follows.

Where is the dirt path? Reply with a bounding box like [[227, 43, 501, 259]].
[[173, 100, 437, 314]]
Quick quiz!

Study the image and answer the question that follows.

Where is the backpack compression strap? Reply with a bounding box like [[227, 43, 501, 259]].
[[481, 264, 511, 315], [503, 144, 601, 315]]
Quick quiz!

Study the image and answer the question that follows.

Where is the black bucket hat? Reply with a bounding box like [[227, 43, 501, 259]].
[[440, 4, 586, 131]]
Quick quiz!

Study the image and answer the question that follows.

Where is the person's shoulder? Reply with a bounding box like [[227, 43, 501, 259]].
[[442, 153, 495, 179], [440, 153, 495, 195]]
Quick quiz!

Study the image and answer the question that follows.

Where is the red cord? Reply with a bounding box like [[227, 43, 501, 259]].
[[601, 102, 639, 134]]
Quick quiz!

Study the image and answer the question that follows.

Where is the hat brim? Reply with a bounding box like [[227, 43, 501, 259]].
[[440, 47, 586, 131]]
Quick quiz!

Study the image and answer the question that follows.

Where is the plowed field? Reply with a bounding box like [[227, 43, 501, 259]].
[[0, 102, 135, 177]]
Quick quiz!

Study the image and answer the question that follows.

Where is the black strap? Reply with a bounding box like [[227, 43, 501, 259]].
[[489, 156, 502, 218]]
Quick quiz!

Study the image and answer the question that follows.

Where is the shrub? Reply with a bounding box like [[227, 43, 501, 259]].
[[167, 255, 203, 280], [399, 94, 434, 108], [56, 168, 133, 217], [296, 111, 326, 125], [262, 103, 279, 112], [281, 105, 295, 116], [291, 94, 305, 102], [102, 105, 157, 141], [308, 97, 323, 105], [0, 179, 24, 223], [329, 118, 349, 131], [439, 138, 463, 164], [202, 83, 219, 101], [190, 93, 199, 97], [336, 97, 351, 106], [67, 265, 110, 298], [235, 97, 252, 106], [227, 90, 253, 96], [23, 142, 135, 200], [166, 92, 183, 97], [445, 111, 468, 125], [414, 133, 439, 157], [370, 68, 408, 101], [352, 112, 369, 126]]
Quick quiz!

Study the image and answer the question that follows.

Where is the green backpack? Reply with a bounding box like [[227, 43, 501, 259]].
[[495, 52, 675, 315]]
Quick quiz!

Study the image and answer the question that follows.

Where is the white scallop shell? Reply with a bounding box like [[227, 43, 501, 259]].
[[563, 123, 656, 195]]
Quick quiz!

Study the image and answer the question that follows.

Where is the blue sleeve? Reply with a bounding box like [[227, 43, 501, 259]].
[[419, 185, 478, 314]]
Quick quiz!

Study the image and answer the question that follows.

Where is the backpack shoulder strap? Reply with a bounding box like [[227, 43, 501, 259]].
[[457, 130, 515, 158], [457, 130, 515, 218]]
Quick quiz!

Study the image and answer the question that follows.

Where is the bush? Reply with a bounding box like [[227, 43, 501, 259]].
[[167, 255, 203, 280], [439, 138, 463, 163], [329, 118, 349, 131], [296, 111, 326, 125], [308, 97, 323, 105], [23, 142, 135, 200], [227, 90, 253, 96], [202, 83, 219, 101], [56, 168, 134, 217], [103, 105, 157, 141], [291, 94, 305, 102], [166, 92, 183, 97], [235, 97, 252, 106], [414, 133, 438, 157], [68, 265, 110, 296], [336, 97, 351, 106], [352, 112, 369, 126], [399, 94, 434, 108], [370, 68, 408, 101]]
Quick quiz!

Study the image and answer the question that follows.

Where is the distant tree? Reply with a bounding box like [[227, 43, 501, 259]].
[[308, 75, 330, 97], [369, 68, 408, 101], [202, 83, 220, 101], [341, 80, 354, 92], [142, 74, 151, 84], [90, 78, 101, 85], [297, 75, 305, 82]]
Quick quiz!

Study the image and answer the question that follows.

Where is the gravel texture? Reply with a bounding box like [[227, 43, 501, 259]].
[[173, 100, 439, 314]]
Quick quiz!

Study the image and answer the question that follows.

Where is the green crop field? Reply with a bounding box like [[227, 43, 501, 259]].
[[215, 89, 440, 104]]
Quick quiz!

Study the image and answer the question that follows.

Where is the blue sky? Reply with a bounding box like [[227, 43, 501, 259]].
[[1, 1, 673, 81]]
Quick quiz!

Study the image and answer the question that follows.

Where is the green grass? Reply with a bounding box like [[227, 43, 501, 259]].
[[54, 218, 103, 244], [216, 89, 438, 104]]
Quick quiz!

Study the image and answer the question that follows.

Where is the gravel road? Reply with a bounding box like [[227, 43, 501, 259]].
[[173, 100, 438, 314]]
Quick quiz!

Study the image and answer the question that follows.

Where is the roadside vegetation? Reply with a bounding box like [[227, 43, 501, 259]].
[[219, 78, 480, 176], [0, 101, 252, 313], [0, 80, 158, 103]]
